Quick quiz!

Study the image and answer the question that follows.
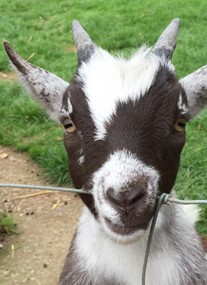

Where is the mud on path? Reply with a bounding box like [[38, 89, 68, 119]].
[[0, 145, 82, 285]]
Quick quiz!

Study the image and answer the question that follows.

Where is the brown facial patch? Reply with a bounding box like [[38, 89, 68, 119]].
[[63, 80, 108, 214]]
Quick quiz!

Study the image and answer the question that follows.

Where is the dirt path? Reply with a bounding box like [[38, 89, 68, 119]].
[[0, 146, 82, 285]]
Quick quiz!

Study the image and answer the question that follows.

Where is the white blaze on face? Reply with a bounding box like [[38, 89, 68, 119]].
[[92, 149, 160, 238], [78, 47, 171, 140]]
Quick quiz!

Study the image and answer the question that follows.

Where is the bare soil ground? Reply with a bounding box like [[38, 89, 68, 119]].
[[0, 72, 17, 81], [0, 145, 82, 285]]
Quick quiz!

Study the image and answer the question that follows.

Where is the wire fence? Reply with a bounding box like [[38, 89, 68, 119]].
[[0, 183, 88, 194], [0, 183, 207, 285]]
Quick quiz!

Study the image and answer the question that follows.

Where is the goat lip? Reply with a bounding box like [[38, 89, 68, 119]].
[[104, 218, 138, 235]]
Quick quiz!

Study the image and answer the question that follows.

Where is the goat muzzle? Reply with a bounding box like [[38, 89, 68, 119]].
[[106, 186, 146, 212]]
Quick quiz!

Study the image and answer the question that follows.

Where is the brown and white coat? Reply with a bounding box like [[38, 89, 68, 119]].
[[3, 18, 207, 285]]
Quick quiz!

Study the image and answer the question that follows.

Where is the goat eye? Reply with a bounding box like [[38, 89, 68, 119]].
[[62, 118, 76, 133], [174, 118, 187, 132]]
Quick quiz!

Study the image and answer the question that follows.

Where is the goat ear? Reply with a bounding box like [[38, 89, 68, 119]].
[[3, 41, 69, 121], [179, 65, 207, 118]]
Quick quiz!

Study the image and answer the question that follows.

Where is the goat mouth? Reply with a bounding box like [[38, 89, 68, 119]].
[[104, 218, 139, 236]]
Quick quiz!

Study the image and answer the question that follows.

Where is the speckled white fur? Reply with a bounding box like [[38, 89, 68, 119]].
[[12, 64, 69, 121], [180, 65, 207, 118], [178, 94, 189, 114]]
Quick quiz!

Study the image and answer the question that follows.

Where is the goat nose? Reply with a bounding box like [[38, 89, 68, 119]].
[[106, 187, 145, 210]]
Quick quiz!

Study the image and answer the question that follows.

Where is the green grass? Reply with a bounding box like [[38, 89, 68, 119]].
[[0, 214, 17, 235], [0, 82, 70, 185], [0, 0, 207, 233]]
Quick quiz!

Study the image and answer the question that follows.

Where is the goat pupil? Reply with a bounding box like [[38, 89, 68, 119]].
[[178, 122, 185, 128], [64, 123, 73, 129]]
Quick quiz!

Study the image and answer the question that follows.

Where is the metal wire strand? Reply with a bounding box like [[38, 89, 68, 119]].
[[142, 193, 168, 285], [168, 198, 207, 205], [0, 183, 89, 194]]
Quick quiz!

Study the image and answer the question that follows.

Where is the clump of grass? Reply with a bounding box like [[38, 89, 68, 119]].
[[0, 214, 17, 235]]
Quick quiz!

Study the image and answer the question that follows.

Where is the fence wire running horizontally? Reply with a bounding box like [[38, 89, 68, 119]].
[[0, 183, 207, 285]]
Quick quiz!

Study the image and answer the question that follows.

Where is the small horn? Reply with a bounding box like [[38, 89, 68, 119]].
[[72, 20, 95, 63], [153, 18, 180, 59]]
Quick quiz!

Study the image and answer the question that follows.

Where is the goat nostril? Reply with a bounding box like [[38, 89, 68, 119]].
[[106, 187, 145, 209], [129, 191, 144, 205], [106, 188, 121, 205]]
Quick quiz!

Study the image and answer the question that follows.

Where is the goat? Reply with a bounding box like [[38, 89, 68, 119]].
[[3, 18, 207, 285]]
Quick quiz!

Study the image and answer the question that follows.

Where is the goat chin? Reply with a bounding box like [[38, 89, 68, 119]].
[[181, 205, 201, 224]]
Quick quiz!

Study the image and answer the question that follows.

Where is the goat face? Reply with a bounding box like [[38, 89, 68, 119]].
[[4, 19, 207, 243], [62, 46, 187, 242]]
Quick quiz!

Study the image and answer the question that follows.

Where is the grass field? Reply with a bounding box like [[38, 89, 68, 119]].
[[0, 0, 207, 233]]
